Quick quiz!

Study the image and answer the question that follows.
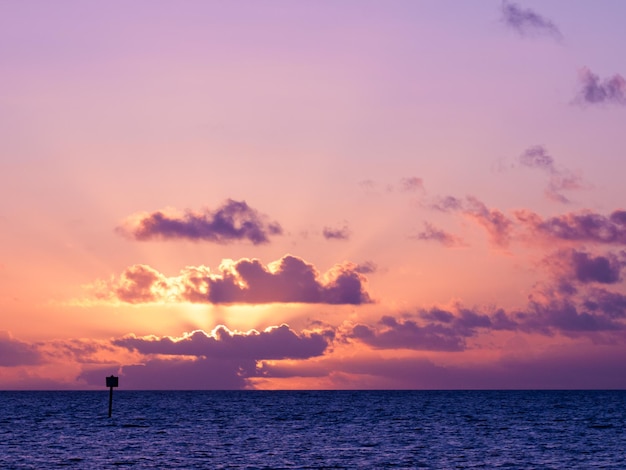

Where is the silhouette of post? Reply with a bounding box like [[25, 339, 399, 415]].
[[106, 375, 119, 417]]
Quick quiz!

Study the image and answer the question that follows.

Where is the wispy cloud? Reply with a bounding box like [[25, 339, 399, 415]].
[[413, 222, 464, 247], [89, 255, 372, 305], [501, 1, 562, 40], [518, 145, 585, 203], [117, 199, 283, 245], [428, 195, 513, 247], [399, 177, 424, 193], [574, 67, 626, 106]]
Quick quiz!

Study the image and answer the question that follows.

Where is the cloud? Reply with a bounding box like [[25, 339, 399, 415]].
[[354, 261, 377, 274], [0, 332, 43, 366], [575, 67, 626, 106], [518, 145, 585, 203], [306, 346, 626, 389], [117, 199, 283, 245], [501, 1, 562, 39], [80, 324, 334, 390], [323, 225, 351, 241], [80, 357, 250, 390], [571, 250, 623, 284], [351, 316, 466, 351], [516, 209, 626, 245], [464, 197, 513, 247], [399, 177, 424, 193], [357, 176, 424, 195], [542, 249, 625, 286], [90, 255, 372, 305], [114, 324, 332, 360], [413, 222, 464, 247], [427, 195, 513, 247]]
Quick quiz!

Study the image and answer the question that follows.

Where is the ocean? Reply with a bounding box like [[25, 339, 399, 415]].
[[1, 390, 624, 469]]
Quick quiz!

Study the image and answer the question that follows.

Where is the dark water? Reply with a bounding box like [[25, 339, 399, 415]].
[[1, 390, 624, 469]]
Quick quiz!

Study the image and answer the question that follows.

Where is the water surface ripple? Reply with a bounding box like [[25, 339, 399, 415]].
[[1, 390, 624, 468]]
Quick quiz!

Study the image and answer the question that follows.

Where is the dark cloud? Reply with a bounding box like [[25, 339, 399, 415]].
[[572, 251, 623, 284], [575, 67, 626, 106], [207, 256, 371, 305], [93, 255, 372, 305], [542, 249, 624, 286], [351, 316, 466, 352], [516, 209, 626, 245], [523, 296, 625, 334], [501, 1, 562, 39], [323, 225, 351, 241], [91, 324, 333, 390], [413, 222, 464, 247], [325, 347, 626, 389], [117, 199, 283, 245], [518, 146, 585, 203], [79, 357, 249, 390], [0, 332, 43, 366], [114, 324, 332, 361]]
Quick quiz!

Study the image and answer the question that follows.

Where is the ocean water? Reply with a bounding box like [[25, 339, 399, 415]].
[[1, 390, 624, 469]]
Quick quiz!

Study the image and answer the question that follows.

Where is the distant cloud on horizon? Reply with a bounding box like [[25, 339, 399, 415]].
[[117, 199, 283, 245], [501, 1, 562, 40]]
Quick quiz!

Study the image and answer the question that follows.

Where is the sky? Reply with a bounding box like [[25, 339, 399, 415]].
[[2, 0, 626, 390]]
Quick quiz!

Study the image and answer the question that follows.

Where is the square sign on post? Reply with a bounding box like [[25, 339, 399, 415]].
[[106, 375, 119, 417]]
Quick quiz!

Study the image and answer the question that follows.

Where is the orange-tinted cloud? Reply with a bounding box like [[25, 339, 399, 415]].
[[117, 199, 283, 245], [90, 255, 372, 305]]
